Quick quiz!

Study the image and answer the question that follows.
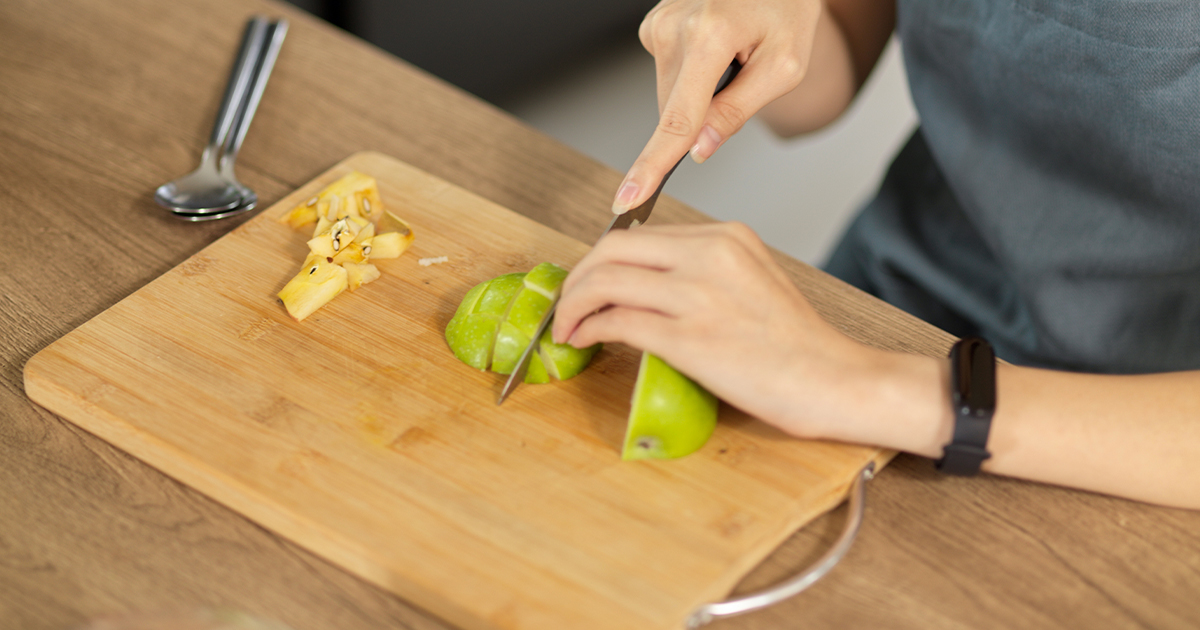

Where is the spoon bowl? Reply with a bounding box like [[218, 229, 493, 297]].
[[154, 148, 243, 212]]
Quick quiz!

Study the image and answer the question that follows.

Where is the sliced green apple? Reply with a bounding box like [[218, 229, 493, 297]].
[[444, 263, 600, 384]]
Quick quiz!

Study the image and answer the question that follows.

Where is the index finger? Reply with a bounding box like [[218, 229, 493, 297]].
[[612, 53, 733, 214]]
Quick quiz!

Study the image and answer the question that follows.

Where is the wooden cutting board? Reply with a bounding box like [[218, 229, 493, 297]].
[[24, 152, 890, 630]]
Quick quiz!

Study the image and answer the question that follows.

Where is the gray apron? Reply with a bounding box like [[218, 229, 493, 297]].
[[825, 0, 1200, 374]]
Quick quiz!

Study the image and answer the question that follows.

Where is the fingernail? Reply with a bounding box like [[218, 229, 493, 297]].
[[612, 180, 639, 214], [690, 125, 722, 164]]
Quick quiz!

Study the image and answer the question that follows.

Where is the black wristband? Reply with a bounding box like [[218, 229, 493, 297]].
[[936, 337, 996, 476]]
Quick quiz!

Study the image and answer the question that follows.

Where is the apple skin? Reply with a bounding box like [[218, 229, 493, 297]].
[[444, 279, 495, 369], [622, 352, 718, 460], [444, 264, 600, 384]]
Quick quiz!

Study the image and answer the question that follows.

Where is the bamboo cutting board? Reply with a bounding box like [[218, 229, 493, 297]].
[[25, 152, 889, 630]]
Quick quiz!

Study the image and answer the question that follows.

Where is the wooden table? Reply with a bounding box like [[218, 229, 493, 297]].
[[2, 1, 1197, 628]]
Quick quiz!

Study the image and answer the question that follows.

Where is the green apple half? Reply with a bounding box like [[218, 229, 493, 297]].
[[622, 352, 718, 460], [445, 263, 601, 383]]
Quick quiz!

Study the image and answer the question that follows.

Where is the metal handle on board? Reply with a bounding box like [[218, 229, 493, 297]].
[[685, 462, 876, 628]]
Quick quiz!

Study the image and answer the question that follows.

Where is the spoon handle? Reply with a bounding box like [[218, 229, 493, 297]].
[[205, 17, 269, 155], [223, 20, 288, 165]]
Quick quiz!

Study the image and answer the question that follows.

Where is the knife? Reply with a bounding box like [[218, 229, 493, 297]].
[[497, 59, 742, 405]]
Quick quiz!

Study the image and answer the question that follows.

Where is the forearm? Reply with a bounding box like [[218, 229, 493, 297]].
[[757, 8, 857, 136], [986, 365, 1200, 509], [822, 349, 1200, 510]]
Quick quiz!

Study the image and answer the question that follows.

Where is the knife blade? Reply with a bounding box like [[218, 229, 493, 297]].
[[496, 59, 742, 404]]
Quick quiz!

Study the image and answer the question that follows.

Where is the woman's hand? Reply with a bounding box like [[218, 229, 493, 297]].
[[613, 0, 824, 213], [551, 222, 927, 444], [553, 225, 1200, 510]]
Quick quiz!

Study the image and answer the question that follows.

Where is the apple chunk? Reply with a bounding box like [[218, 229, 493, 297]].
[[343, 262, 380, 291], [277, 257, 349, 321]]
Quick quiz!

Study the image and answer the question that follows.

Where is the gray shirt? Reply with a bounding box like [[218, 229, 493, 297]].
[[825, 0, 1200, 374]]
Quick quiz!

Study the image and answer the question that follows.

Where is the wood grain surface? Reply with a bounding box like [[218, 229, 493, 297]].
[[2, 0, 1198, 629], [25, 152, 890, 630]]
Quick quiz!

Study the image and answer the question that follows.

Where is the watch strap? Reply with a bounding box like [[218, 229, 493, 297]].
[[936, 337, 996, 476]]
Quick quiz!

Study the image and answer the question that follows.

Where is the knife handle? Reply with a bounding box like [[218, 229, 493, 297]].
[[714, 58, 742, 95]]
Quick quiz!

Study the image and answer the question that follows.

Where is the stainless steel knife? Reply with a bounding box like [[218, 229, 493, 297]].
[[496, 60, 742, 404]]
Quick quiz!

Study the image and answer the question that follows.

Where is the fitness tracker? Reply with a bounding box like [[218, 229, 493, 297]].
[[936, 337, 996, 476]]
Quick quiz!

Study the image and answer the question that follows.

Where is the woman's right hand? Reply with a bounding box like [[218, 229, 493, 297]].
[[613, 0, 825, 213]]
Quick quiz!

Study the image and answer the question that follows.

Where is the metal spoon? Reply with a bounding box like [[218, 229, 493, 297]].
[[173, 19, 288, 222], [154, 17, 269, 214]]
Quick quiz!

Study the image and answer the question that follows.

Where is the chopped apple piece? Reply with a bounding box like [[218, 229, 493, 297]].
[[331, 242, 368, 265], [328, 218, 359, 251], [279, 171, 384, 229], [279, 198, 320, 229], [352, 222, 375, 245], [369, 231, 413, 259], [354, 188, 383, 223], [312, 214, 333, 237], [323, 194, 342, 222], [276, 170, 416, 322], [343, 262, 381, 291], [278, 258, 349, 321], [307, 233, 338, 258]]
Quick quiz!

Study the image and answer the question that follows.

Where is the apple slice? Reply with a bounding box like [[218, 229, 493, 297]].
[[537, 325, 601, 381], [491, 321, 550, 383], [622, 352, 718, 460], [504, 286, 552, 338], [444, 273, 525, 370], [370, 210, 415, 259], [522, 262, 569, 300]]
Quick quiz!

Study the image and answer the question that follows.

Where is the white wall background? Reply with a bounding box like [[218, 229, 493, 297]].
[[504, 38, 918, 266]]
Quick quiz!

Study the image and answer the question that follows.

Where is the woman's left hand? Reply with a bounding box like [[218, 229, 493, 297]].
[[551, 222, 891, 441]]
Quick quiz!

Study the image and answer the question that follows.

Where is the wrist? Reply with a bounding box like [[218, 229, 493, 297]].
[[824, 348, 954, 457]]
